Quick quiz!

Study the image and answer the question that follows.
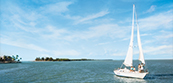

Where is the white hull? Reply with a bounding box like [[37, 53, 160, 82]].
[[114, 68, 148, 79]]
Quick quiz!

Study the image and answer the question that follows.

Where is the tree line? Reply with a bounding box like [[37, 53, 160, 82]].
[[35, 57, 93, 61], [0, 55, 22, 63]]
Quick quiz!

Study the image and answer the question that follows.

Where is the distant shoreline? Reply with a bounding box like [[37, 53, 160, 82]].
[[34, 57, 114, 62], [0, 61, 21, 64], [33, 59, 113, 62], [19, 59, 173, 62]]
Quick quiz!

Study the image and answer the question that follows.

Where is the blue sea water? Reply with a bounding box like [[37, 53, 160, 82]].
[[0, 60, 173, 83]]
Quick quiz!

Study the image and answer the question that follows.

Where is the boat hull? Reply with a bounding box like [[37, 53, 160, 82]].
[[114, 69, 148, 79]]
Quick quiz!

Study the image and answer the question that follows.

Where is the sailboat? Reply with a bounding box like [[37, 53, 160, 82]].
[[114, 4, 149, 79]]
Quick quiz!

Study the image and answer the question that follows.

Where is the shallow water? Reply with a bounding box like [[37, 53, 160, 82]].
[[0, 60, 173, 83]]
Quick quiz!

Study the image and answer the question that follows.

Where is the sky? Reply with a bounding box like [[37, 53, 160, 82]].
[[0, 0, 173, 61]]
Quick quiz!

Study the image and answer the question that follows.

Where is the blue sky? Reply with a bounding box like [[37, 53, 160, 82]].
[[0, 0, 173, 61]]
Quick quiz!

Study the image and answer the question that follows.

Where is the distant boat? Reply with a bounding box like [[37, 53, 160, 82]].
[[114, 4, 149, 79]]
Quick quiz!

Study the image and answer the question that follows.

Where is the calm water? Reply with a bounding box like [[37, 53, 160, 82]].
[[0, 60, 173, 83]]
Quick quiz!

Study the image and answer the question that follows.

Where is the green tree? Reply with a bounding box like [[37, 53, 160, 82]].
[[41, 57, 44, 61], [45, 57, 49, 61], [49, 57, 53, 61], [15, 55, 22, 62], [3, 55, 7, 61], [56, 58, 59, 61], [16, 55, 19, 60], [7, 56, 12, 61], [12, 55, 16, 61], [35, 57, 41, 61]]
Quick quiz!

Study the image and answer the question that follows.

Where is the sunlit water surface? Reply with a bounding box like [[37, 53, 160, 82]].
[[0, 60, 173, 83]]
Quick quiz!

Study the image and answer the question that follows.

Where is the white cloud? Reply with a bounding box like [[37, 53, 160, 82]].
[[53, 50, 80, 56], [140, 34, 151, 36], [1, 2, 115, 42], [145, 5, 156, 13], [74, 10, 109, 24], [63, 24, 127, 41], [143, 45, 173, 55], [112, 53, 125, 56], [122, 37, 130, 41], [139, 9, 173, 30], [42, 25, 69, 39], [64, 15, 81, 20], [142, 40, 154, 45], [111, 45, 173, 57], [96, 42, 109, 45], [155, 34, 173, 39], [2, 1, 73, 34], [1, 5, 43, 33], [0, 38, 49, 52], [104, 49, 126, 56], [41, 2, 72, 14], [39, 54, 51, 58]]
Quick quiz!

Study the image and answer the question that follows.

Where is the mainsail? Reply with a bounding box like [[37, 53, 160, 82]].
[[123, 5, 135, 67]]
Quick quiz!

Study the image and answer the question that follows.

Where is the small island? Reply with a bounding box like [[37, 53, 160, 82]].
[[0, 55, 22, 63], [35, 57, 94, 61]]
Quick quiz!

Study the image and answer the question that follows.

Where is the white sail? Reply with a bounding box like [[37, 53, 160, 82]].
[[123, 5, 135, 67], [135, 9, 145, 64], [136, 22, 145, 64]]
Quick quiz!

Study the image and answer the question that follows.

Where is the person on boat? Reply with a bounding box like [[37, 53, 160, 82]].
[[138, 64, 141, 73], [140, 63, 145, 73], [133, 66, 136, 71], [130, 66, 134, 72]]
